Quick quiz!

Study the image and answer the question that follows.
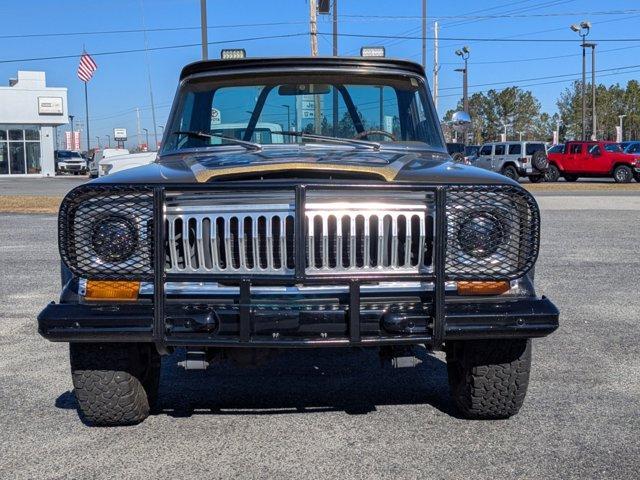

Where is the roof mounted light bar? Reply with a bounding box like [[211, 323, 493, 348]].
[[360, 46, 386, 58], [220, 49, 246, 60]]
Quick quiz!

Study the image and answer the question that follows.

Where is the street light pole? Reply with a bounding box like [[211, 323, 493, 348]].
[[106, 134, 111, 148], [455, 46, 470, 143], [587, 43, 597, 140], [143, 128, 149, 150], [96, 136, 101, 148], [68, 115, 75, 149], [571, 21, 591, 141]]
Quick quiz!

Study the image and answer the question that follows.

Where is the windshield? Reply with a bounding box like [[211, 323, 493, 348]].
[[57, 151, 82, 159], [161, 73, 443, 154], [604, 143, 623, 152]]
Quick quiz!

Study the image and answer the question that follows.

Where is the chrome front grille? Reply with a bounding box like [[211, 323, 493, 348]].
[[165, 190, 432, 275], [165, 191, 295, 274], [305, 202, 429, 274]]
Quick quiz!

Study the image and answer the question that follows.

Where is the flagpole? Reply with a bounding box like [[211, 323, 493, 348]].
[[84, 81, 90, 153]]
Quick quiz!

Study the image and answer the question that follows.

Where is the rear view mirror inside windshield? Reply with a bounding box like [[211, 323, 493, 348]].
[[278, 84, 331, 96]]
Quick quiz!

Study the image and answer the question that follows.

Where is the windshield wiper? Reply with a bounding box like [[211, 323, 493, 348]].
[[171, 130, 262, 151], [280, 131, 381, 151]]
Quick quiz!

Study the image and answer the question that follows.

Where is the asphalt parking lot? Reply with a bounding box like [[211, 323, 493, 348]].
[[1, 191, 639, 479]]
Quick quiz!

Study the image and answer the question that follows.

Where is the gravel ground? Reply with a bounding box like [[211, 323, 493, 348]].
[[0, 195, 639, 479]]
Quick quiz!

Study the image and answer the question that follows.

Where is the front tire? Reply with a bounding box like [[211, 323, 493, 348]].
[[445, 339, 531, 419], [545, 164, 560, 182], [528, 175, 545, 183], [501, 165, 519, 181], [70, 343, 160, 426], [613, 165, 633, 183]]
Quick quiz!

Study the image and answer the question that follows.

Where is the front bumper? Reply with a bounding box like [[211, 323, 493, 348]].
[[38, 295, 559, 347], [57, 164, 87, 173]]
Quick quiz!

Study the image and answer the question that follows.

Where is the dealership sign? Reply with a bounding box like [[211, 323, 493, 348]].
[[38, 97, 63, 115], [113, 128, 127, 141]]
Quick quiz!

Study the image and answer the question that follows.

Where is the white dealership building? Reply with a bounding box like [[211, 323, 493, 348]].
[[0, 71, 68, 176]]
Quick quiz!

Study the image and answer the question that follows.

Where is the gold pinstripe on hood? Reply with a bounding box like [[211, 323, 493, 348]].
[[184, 157, 410, 182]]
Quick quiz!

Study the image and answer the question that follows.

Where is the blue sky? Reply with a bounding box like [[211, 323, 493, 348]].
[[1, 0, 639, 148]]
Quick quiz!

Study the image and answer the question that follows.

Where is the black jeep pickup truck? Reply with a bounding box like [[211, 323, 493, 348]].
[[38, 57, 558, 426]]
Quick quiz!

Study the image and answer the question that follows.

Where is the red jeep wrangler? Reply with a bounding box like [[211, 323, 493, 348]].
[[546, 141, 640, 183]]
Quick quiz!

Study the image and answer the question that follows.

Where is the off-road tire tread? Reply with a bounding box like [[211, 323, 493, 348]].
[[446, 339, 531, 419], [70, 343, 158, 426], [613, 165, 633, 183]]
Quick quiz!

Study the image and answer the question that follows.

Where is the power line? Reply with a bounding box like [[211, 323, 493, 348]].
[[318, 32, 640, 43], [0, 21, 309, 40], [438, 66, 640, 99], [0, 33, 307, 64], [341, 9, 640, 21], [439, 62, 640, 92], [439, 44, 639, 66]]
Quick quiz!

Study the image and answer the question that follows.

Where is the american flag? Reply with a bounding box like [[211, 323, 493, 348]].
[[77, 51, 97, 82]]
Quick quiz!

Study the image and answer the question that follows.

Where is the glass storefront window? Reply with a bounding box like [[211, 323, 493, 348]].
[[25, 142, 41, 174], [9, 142, 25, 174], [0, 142, 8, 174], [0, 126, 42, 174], [25, 128, 40, 141], [9, 129, 24, 141]]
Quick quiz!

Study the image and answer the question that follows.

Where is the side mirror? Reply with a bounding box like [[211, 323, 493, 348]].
[[451, 111, 471, 126], [449, 111, 471, 134]]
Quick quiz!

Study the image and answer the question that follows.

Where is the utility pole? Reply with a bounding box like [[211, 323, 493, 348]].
[[332, 0, 338, 136], [136, 107, 142, 149], [421, 0, 427, 70], [309, 0, 318, 56], [140, 0, 159, 150], [433, 21, 439, 110], [200, 0, 208, 60], [309, 0, 321, 133]]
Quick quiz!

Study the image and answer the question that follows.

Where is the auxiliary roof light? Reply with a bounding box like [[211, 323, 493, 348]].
[[220, 49, 246, 60], [360, 46, 386, 58]]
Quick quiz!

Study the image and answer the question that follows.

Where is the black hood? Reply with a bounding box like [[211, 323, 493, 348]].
[[93, 147, 516, 186]]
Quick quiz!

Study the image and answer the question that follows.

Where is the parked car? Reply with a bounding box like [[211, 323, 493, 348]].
[[38, 56, 558, 426], [54, 150, 87, 175], [88, 148, 130, 178], [621, 141, 640, 155], [546, 141, 640, 183], [473, 141, 548, 182], [98, 151, 157, 177], [446, 142, 465, 162]]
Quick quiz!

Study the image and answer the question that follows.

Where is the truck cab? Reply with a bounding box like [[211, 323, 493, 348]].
[[546, 141, 640, 183]]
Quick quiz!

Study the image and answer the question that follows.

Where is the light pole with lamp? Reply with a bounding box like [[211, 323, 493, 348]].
[[570, 21, 591, 141], [68, 115, 75, 150], [95, 136, 101, 148], [105, 134, 111, 148], [455, 46, 470, 143], [142, 128, 149, 151], [585, 42, 597, 140]]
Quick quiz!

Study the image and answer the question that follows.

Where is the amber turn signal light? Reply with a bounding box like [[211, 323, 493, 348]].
[[457, 281, 510, 296], [85, 280, 140, 301]]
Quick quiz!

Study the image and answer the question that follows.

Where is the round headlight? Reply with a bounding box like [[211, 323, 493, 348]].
[[91, 215, 138, 262], [457, 212, 505, 258]]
